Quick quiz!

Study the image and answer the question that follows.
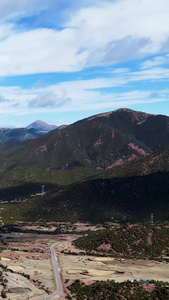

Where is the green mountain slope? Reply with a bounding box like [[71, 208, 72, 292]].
[[1, 166, 169, 223]]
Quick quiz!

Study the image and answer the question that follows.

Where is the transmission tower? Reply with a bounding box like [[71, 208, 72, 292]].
[[150, 213, 154, 224], [41, 185, 45, 195]]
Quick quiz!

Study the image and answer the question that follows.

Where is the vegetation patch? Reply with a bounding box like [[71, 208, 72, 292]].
[[67, 279, 169, 300], [73, 224, 169, 260]]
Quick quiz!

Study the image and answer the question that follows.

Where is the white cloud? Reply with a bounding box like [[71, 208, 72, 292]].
[[0, 0, 169, 75], [69, 0, 169, 43], [141, 55, 169, 69], [0, 94, 9, 103], [0, 66, 168, 119], [0, 24, 14, 39], [86, 37, 150, 66], [28, 91, 71, 107], [68, 0, 169, 65], [0, 0, 48, 22], [112, 68, 130, 74], [130, 67, 169, 82], [0, 27, 88, 76]]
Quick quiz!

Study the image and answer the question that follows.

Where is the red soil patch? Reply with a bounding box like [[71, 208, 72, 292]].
[[36, 145, 47, 153], [148, 231, 153, 245], [128, 143, 149, 156], [93, 138, 104, 147], [143, 283, 156, 292], [107, 159, 124, 169], [98, 242, 112, 251]]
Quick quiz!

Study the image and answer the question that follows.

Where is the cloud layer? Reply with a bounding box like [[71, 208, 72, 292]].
[[0, 0, 169, 75], [0, 66, 168, 118]]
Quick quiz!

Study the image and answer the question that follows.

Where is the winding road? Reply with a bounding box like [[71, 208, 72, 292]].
[[35, 242, 62, 300]]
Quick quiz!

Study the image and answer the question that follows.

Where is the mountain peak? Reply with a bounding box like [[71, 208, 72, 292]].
[[26, 120, 57, 132]]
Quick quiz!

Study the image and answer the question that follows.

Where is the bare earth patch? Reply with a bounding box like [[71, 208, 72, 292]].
[[0, 233, 75, 300], [58, 244, 169, 283], [6, 271, 43, 300]]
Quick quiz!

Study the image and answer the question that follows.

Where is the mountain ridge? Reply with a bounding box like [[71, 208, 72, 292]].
[[0, 108, 169, 173]]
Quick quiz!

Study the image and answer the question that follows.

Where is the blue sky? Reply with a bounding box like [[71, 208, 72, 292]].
[[0, 0, 169, 127]]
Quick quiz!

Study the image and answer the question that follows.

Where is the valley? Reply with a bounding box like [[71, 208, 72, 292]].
[[0, 229, 74, 299], [0, 222, 169, 299]]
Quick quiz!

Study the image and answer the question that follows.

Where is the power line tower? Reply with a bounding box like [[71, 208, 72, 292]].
[[150, 213, 154, 224], [41, 185, 45, 195]]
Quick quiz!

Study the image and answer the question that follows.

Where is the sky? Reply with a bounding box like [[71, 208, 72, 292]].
[[1, 0, 169, 127]]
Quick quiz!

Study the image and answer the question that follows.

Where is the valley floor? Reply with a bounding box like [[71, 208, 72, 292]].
[[0, 224, 168, 299]]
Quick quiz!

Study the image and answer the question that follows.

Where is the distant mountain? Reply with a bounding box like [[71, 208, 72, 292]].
[[0, 128, 45, 143], [0, 128, 46, 152], [26, 120, 58, 132], [0, 120, 58, 152]]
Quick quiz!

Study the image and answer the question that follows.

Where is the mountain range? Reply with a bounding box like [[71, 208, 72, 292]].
[[0, 108, 169, 223]]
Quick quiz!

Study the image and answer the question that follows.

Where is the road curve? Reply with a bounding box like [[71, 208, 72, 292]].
[[34, 242, 62, 300]]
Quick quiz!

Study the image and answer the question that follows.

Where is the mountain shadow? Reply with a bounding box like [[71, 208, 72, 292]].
[[20, 171, 169, 223], [0, 182, 57, 202]]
